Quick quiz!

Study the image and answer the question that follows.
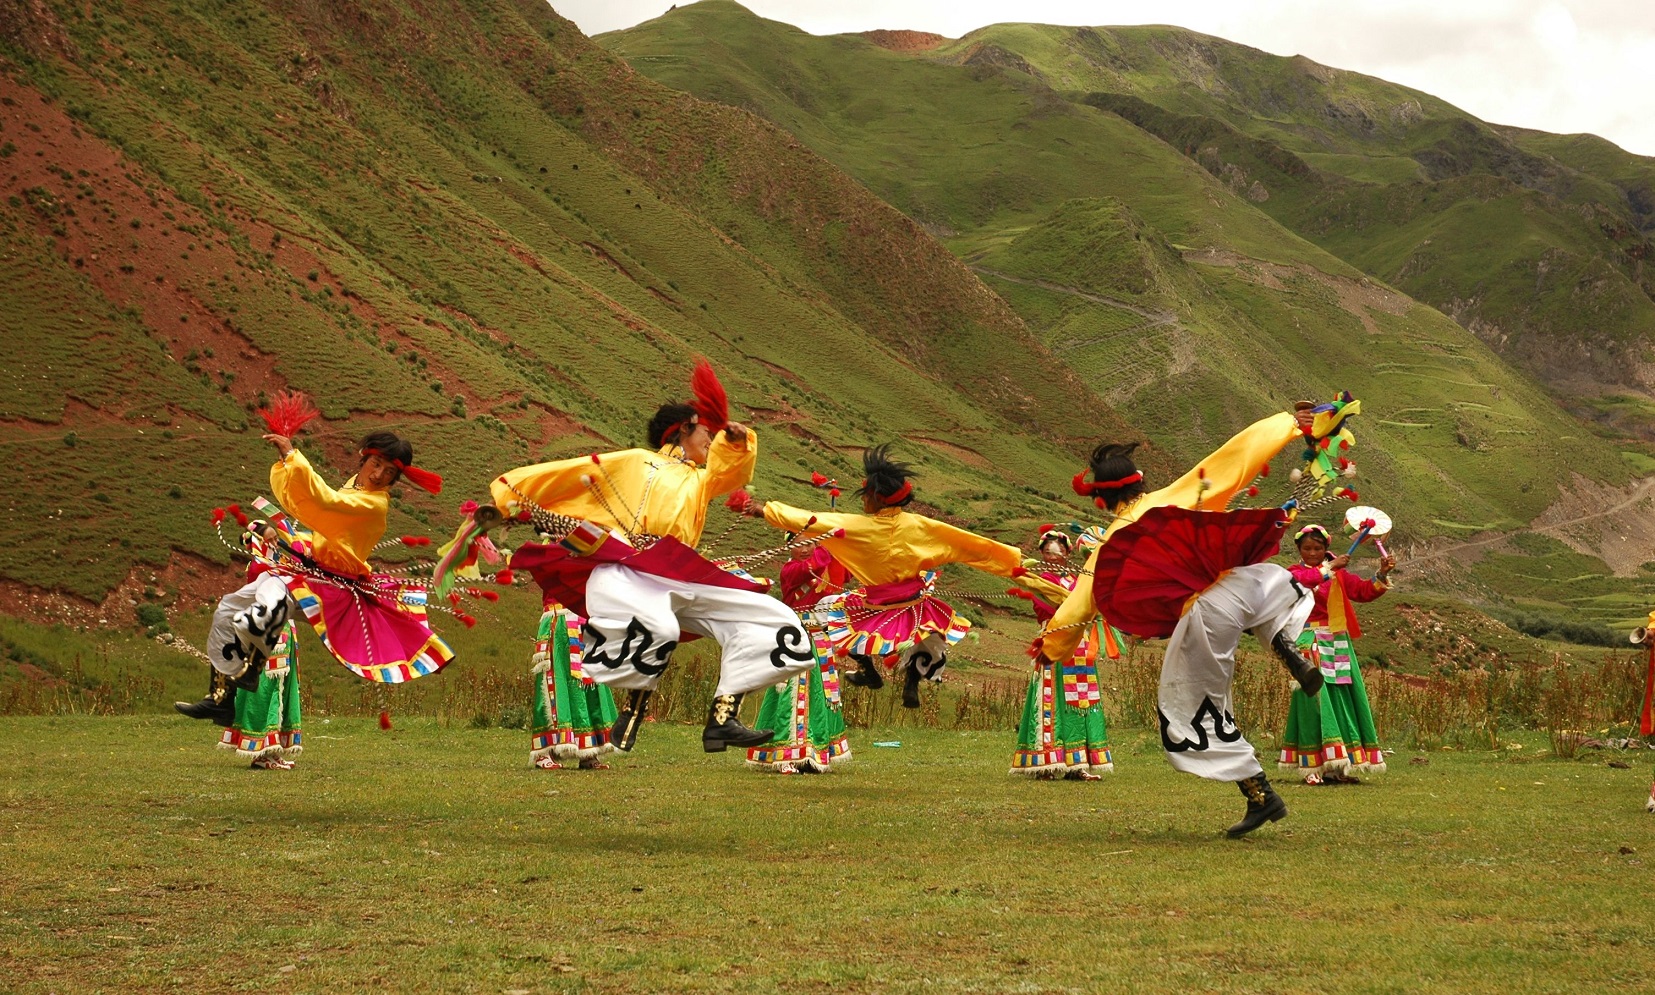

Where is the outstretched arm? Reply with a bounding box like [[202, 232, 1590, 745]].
[[1139, 411, 1303, 516], [489, 453, 605, 518], [704, 425, 758, 499], [269, 449, 384, 537]]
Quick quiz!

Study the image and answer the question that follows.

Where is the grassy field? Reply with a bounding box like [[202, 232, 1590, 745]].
[[1, 716, 1650, 994]]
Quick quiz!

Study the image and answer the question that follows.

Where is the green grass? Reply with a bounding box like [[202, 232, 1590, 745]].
[[0, 0, 1138, 601], [2, 716, 1651, 993]]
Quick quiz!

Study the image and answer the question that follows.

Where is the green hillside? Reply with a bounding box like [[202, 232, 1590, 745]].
[[917, 22, 1655, 426], [600, 1, 1634, 532], [0, 0, 1136, 606]]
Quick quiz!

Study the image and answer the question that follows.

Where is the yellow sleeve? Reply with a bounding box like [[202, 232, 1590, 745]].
[[1140, 411, 1300, 513], [270, 449, 383, 538], [490, 453, 603, 516], [762, 501, 850, 537], [1016, 572, 1072, 604], [1040, 546, 1099, 661], [703, 428, 758, 500], [917, 518, 1024, 577]]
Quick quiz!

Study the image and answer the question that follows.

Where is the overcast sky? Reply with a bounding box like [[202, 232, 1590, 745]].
[[555, 0, 1655, 157]]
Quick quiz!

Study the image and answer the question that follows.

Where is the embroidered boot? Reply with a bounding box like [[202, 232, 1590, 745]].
[[843, 654, 884, 690], [1271, 632, 1323, 697], [608, 689, 653, 754], [173, 668, 236, 727], [1225, 772, 1288, 838], [702, 693, 773, 752]]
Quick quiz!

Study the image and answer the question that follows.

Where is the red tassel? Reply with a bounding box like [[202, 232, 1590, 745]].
[[1246, 485, 1259, 497], [1010, 566, 1028, 578], [460, 614, 477, 628], [458, 500, 479, 515], [479, 590, 500, 603], [448, 592, 461, 605], [1259, 464, 1270, 477], [378, 710, 392, 731], [228, 503, 242, 514], [830, 528, 847, 538], [257, 390, 321, 437], [811, 471, 827, 486], [400, 535, 430, 546], [829, 487, 841, 499], [590, 453, 601, 464], [724, 489, 753, 513], [690, 359, 729, 433], [1339, 439, 1350, 450], [1197, 467, 1206, 480], [232, 510, 249, 527], [210, 507, 226, 526], [494, 569, 515, 585]]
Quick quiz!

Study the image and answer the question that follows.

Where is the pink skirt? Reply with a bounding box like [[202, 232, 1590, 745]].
[[811, 577, 970, 668], [284, 574, 454, 684]]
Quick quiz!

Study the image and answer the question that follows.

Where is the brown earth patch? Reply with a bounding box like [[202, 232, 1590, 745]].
[[0, 549, 240, 629], [856, 30, 949, 53], [0, 76, 481, 414]]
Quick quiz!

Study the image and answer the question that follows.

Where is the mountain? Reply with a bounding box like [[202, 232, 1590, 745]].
[[906, 22, 1655, 432], [0, 0, 1131, 607], [600, 2, 1638, 538]]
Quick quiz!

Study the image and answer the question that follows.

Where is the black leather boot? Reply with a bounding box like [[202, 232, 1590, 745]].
[[1271, 631, 1323, 697], [174, 668, 236, 726], [901, 662, 923, 709], [702, 693, 773, 752], [608, 689, 653, 754], [843, 654, 884, 690], [1226, 772, 1288, 838]]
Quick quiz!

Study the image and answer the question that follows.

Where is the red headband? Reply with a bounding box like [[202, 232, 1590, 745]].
[[660, 414, 700, 450], [362, 448, 443, 494], [863, 479, 913, 505], [1071, 470, 1142, 496]]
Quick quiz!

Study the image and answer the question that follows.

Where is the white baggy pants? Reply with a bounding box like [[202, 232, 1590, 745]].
[[207, 573, 292, 678], [580, 564, 817, 696], [1159, 562, 1314, 782]]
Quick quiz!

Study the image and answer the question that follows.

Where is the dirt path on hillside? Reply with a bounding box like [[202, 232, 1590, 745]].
[[970, 266, 1180, 326], [1405, 475, 1655, 574]]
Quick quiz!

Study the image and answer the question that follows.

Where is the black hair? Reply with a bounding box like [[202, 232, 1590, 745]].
[[856, 443, 917, 507], [358, 430, 412, 484], [1087, 441, 1146, 510], [646, 402, 697, 449]]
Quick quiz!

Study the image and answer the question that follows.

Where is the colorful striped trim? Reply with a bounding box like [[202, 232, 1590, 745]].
[[288, 578, 455, 684]]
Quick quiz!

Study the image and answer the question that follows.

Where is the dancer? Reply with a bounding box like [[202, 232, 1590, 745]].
[[746, 544, 854, 773], [203, 529, 304, 769], [458, 362, 815, 753], [528, 601, 617, 770], [1010, 527, 1120, 780], [1039, 405, 1335, 837], [176, 423, 455, 759], [1632, 612, 1655, 813], [761, 444, 1031, 708], [1278, 524, 1395, 784]]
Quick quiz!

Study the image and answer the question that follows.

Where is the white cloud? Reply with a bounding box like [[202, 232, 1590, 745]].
[[554, 0, 1655, 156]]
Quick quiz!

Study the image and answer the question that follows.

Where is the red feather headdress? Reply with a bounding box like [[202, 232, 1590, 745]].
[[691, 359, 729, 434], [257, 390, 320, 437]]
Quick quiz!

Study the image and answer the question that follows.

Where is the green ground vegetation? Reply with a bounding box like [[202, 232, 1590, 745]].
[[606, 4, 1655, 427], [1, 716, 1650, 994], [0, 0, 1132, 602]]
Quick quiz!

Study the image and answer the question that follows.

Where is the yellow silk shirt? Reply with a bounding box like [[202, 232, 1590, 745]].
[[490, 430, 757, 547], [269, 449, 389, 577], [1040, 412, 1302, 661], [761, 502, 1024, 587]]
